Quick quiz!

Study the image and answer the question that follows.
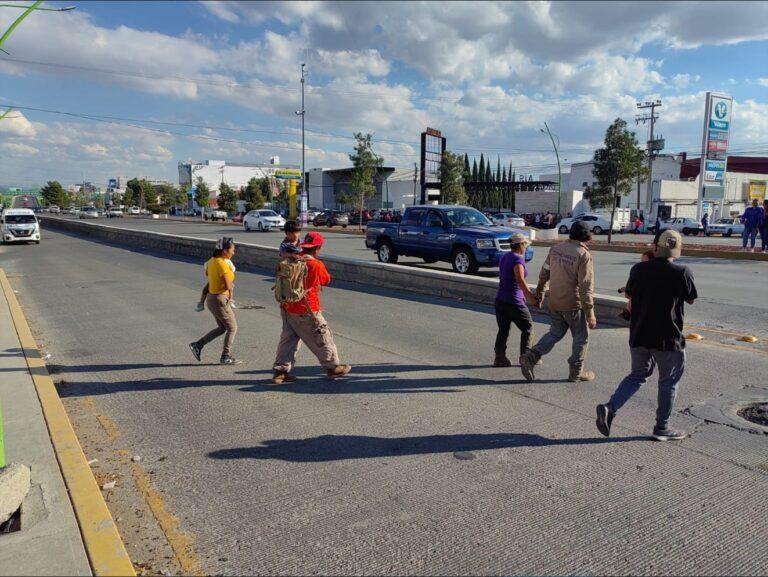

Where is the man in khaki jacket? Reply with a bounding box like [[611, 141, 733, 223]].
[[521, 221, 596, 382]]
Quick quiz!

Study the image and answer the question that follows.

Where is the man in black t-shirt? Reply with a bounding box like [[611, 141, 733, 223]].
[[596, 230, 698, 441]]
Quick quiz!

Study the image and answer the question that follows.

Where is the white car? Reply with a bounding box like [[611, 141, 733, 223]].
[[79, 207, 99, 219], [705, 217, 744, 237], [557, 213, 620, 235], [203, 207, 227, 222], [491, 212, 526, 228], [106, 208, 124, 218], [656, 217, 703, 236], [49, 205, 61, 214], [243, 209, 286, 232], [127, 206, 141, 215], [2, 208, 41, 244], [70, 207, 81, 216]]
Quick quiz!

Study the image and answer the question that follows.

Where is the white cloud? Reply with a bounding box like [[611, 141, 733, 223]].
[[0, 111, 37, 137], [757, 78, 768, 87], [670, 73, 700, 91], [0, 142, 39, 156]]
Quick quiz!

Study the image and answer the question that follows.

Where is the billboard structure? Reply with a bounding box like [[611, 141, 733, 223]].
[[697, 92, 733, 219], [420, 127, 446, 204]]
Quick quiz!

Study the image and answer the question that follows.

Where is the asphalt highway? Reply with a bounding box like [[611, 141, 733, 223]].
[[1, 229, 766, 575], [48, 215, 768, 336]]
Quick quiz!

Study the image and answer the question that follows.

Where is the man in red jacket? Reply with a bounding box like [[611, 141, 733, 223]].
[[272, 231, 352, 384]]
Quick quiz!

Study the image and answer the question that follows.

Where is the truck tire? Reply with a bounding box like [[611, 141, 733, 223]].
[[377, 240, 398, 264], [725, 229, 732, 237], [452, 247, 478, 275], [558, 225, 568, 234]]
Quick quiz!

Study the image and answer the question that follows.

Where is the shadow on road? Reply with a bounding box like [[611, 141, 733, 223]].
[[207, 432, 647, 462]]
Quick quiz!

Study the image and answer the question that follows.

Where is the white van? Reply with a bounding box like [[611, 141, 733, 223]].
[[2, 208, 41, 244]]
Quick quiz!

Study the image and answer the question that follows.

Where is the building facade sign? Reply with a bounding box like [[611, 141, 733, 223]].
[[697, 92, 733, 219]]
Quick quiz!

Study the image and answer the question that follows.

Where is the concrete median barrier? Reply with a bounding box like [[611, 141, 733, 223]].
[[40, 216, 629, 326]]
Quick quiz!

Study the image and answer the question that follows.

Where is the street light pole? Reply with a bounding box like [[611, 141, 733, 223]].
[[295, 63, 307, 226], [541, 122, 562, 215]]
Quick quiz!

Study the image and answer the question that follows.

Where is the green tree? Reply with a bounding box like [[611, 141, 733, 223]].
[[478, 154, 486, 183], [244, 177, 266, 212], [194, 177, 210, 212], [40, 180, 66, 207], [217, 182, 237, 214], [93, 195, 105, 209], [585, 118, 648, 242], [121, 187, 134, 207], [472, 159, 478, 182], [496, 156, 502, 182], [440, 150, 468, 205], [485, 162, 492, 183], [126, 178, 141, 207], [349, 132, 383, 229], [463, 153, 471, 183], [502, 166, 507, 183]]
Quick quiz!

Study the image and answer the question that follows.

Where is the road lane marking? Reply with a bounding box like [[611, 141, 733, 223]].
[[0, 268, 135, 577]]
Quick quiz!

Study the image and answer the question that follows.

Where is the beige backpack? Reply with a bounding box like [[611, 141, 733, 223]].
[[274, 258, 309, 304]]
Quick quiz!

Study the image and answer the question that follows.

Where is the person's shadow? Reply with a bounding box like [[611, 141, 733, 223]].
[[208, 432, 645, 462]]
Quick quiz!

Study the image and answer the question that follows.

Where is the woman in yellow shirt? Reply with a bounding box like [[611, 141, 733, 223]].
[[189, 237, 241, 365]]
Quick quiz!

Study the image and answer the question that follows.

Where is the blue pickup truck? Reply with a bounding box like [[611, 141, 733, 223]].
[[365, 205, 533, 275]]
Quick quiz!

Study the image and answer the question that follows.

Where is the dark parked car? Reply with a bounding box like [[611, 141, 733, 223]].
[[313, 211, 349, 228]]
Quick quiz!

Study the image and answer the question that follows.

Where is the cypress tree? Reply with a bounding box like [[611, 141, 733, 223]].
[[463, 153, 470, 178], [485, 162, 492, 182], [496, 156, 502, 182], [509, 161, 514, 182], [472, 159, 478, 182], [502, 166, 507, 183], [479, 154, 485, 182]]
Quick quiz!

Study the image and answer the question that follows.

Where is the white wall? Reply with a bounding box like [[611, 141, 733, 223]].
[[179, 161, 293, 199]]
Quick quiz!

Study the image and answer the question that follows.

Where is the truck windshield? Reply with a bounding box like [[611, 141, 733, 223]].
[[443, 208, 491, 227], [4, 215, 36, 224]]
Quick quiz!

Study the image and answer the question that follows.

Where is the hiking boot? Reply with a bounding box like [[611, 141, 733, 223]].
[[652, 426, 687, 441], [568, 367, 595, 382], [326, 364, 352, 380], [189, 342, 202, 362], [272, 371, 297, 385], [493, 354, 512, 368], [520, 351, 537, 382], [596, 404, 615, 437], [220, 355, 243, 365]]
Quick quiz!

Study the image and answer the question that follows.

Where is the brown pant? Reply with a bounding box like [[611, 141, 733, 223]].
[[273, 310, 339, 373], [197, 293, 237, 357]]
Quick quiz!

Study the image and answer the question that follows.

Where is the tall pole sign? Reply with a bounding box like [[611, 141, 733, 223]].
[[697, 92, 732, 220]]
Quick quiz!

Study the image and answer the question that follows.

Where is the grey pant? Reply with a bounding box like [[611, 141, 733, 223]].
[[609, 347, 686, 430], [197, 293, 237, 357], [530, 309, 589, 370], [273, 310, 340, 373]]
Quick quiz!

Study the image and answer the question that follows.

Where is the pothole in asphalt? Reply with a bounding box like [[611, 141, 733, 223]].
[[738, 403, 768, 427], [0, 507, 22, 535]]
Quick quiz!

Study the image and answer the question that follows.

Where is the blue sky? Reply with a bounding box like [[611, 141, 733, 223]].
[[1, 1, 768, 188]]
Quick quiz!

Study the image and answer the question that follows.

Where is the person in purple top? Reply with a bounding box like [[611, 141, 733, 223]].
[[741, 198, 764, 252], [493, 232, 540, 367]]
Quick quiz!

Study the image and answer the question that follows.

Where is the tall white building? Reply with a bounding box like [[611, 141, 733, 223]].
[[178, 160, 300, 201]]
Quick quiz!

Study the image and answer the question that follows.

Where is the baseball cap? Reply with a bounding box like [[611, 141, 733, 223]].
[[509, 232, 531, 246], [300, 231, 325, 249], [656, 229, 682, 258], [215, 236, 234, 250]]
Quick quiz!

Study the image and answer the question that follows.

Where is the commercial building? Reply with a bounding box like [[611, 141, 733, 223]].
[[306, 167, 417, 210], [178, 159, 300, 205]]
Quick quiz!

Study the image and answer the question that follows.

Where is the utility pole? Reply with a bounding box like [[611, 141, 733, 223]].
[[541, 122, 562, 215], [295, 63, 307, 225], [413, 163, 418, 206], [636, 100, 662, 216]]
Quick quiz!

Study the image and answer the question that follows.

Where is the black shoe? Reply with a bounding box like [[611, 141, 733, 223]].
[[596, 404, 614, 437], [652, 426, 687, 441], [220, 355, 243, 365], [189, 342, 202, 362]]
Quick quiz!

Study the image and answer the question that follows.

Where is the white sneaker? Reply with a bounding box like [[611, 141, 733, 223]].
[[750, 248, 755, 253]]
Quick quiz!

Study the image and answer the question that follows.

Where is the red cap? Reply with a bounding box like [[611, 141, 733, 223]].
[[300, 231, 324, 249]]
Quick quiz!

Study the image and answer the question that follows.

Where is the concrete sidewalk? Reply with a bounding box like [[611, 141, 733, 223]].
[[0, 281, 91, 575]]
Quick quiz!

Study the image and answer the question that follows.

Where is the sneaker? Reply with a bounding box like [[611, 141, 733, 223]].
[[568, 368, 596, 382], [520, 352, 536, 382], [494, 355, 512, 368], [749, 248, 755, 253], [272, 371, 297, 384], [220, 356, 243, 365], [326, 364, 352, 380], [230, 300, 237, 309], [595, 404, 614, 437], [195, 303, 205, 312], [652, 426, 687, 441], [189, 342, 202, 362]]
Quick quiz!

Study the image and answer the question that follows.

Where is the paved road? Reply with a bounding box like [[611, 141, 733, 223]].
[[47, 216, 768, 336], [1, 229, 767, 575]]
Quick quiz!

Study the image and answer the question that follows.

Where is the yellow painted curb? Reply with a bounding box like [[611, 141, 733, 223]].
[[686, 333, 704, 341], [0, 269, 135, 577], [738, 335, 759, 343]]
